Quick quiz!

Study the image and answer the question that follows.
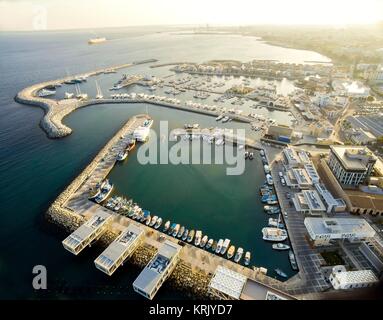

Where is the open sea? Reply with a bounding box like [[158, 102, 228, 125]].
[[0, 26, 330, 299]]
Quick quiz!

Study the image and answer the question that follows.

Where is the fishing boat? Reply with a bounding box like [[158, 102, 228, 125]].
[[266, 174, 274, 185], [234, 247, 244, 263], [289, 250, 298, 271], [200, 235, 208, 248], [172, 224, 180, 237], [154, 217, 162, 229], [268, 217, 285, 229], [260, 149, 265, 156], [216, 115, 224, 121], [182, 229, 189, 241], [94, 180, 113, 203], [275, 268, 287, 278], [211, 240, 218, 252], [205, 239, 214, 250], [163, 221, 171, 232], [140, 210, 150, 223], [248, 152, 254, 160], [220, 239, 231, 255], [149, 216, 158, 227], [116, 150, 128, 161], [194, 230, 202, 246], [168, 223, 177, 235], [227, 245, 236, 259], [187, 230, 195, 243], [262, 227, 288, 242], [244, 251, 251, 266], [177, 226, 185, 238], [265, 206, 281, 214], [216, 239, 224, 254], [126, 139, 136, 152], [272, 243, 290, 251], [264, 164, 270, 174], [64, 92, 74, 99]]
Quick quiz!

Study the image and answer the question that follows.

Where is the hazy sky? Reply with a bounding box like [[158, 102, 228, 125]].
[[0, 0, 382, 31]]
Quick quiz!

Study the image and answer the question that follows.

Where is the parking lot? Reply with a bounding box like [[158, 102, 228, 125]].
[[270, 155, 332, 295]]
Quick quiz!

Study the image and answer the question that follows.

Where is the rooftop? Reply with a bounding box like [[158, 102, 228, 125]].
[[133, 240, 181, 296], [304, 217, 375, 237], [330, 145, 376, 171], [209, 266, 247, 300]]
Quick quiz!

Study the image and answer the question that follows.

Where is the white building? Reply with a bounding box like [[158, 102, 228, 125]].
[[283, 148, 311, 169], [328, 146, 377, 187], [329, 265, 378, 290], [208, 266, 247, 300], [62, 210, 112, 255], [314, 184, 346, 213], [133, 240, 181, 300], [94, 224, 144, 276], [350, 129, 377, 146], [304, 217, 376, 246], [285, 168, 313, 189], [293, 190, 327, 215]]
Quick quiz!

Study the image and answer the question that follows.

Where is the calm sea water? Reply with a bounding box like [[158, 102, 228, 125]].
[[0, 27, 330, 299]]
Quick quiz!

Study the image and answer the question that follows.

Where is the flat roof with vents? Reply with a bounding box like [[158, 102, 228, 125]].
[[209, 266, 247, 300]]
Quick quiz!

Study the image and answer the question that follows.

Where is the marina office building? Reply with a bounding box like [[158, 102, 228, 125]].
[[282, 147, 311, 169], [62, 209, 112, 255], [329, 265, 378, 290], [133, 240, 182, 300], [292, 190, 327, 215], [94, 224, 144, 276], [304, 217, 376, 246], [328, 146, 376, 187]]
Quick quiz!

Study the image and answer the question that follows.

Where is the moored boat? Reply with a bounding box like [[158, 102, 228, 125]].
[[182, 229, 189, 241], [220, 239, 231, 255], [275, 268, 287, 278], [272, 243, 290, 251], [244, 251, 251, 266], [194, 230, 202, 246], [172, 224, 180, 237], [200, 235, 208, 248], [116, 150, 128, 161], [234, 247, 244, 263], [262, 227, 288, 242], [216, 239, 223, 254], [163, 221, 171, 232], [154, 217, 162, 229], [149, 215, 158, 227], [168, 223, 177, 235], [187, 230, 195, 243], [227, 245, 236, 259], [289, 250, 298, 271], [177, 226, 185, 238], [211, 240, 218, 252], [205, 239, 214, 250]]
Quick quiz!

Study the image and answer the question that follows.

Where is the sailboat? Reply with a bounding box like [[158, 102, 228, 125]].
[[75, 83, 88, 100], [95, 80, 103, 99]]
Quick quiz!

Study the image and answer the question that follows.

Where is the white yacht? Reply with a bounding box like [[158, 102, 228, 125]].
[[244, 251, 251, 266], [227, 245, 236, 259], [149, 216, 158, 227], [262, 227, 288, 242], [116, 150, 128, 161], [154, 217, 162, 229], [200, 235, 208, 248], [38, 89, 56, 97], [163, 221, 171, 232], [64, 92, 74, 99]]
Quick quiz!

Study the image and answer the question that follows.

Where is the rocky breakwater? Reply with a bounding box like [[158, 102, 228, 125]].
[[15, 82, 79, 138]]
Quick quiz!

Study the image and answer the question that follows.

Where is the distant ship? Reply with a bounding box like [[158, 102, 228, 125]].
[[88, 37, 106, 45]]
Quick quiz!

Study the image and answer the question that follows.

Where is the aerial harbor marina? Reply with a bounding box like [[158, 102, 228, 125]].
[[1, 0, 383, 308]]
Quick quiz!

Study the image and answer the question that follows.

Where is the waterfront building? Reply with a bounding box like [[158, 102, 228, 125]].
[[62, 209, 112, 255], [292, 190, 326, 215], [94, 224, 144, 276], [133, 240, 181, 300], [285, 168, 313, 189], [329, 265, 378, 290], [304, 217, 376, 246], [304, 163, 320, 184], [283, 148, 311, 169], [314, 184, 347, 213], [328, 146, 377, 187]]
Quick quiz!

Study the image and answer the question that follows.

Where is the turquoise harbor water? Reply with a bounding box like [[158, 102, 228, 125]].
[[0, 27, 330, 299]]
